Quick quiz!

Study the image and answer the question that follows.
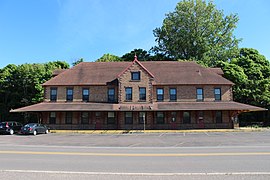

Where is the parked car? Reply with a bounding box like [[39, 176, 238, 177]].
[[21, 123, 49, 135], [0, 121, 23, 135]]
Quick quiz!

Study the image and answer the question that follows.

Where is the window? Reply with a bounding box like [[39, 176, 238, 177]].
[[107, 112, 115, 124], [171, 112, 177, 122], [82, 88, 89, 102], [139, 87, 146, 101], [183, 112, 191, 124], [66, 88, 73, 101], [170, 88, 177, 101], [95, 112, 101, 118], [108, 88, 115, 102], [196, 88, 204, 101], [139, 112, 146, 124], [50, 88, 57, 101], [81, 112, 89, 124], [125, 87, 132, 101], [65, 112, 72, 124], [157, 88, 164, 101], [49, 112, 56, 124], [125, 112, 133, 124], [216, 111, 222, 123], [214, 88, 221, 101], [131, 72, 140, 80], [156, 112, 165, 124]]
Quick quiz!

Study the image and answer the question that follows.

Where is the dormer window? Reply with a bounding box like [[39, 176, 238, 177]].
[[131, 71, 140, 81]]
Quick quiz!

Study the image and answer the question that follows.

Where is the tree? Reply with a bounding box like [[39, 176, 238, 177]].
[[0, 61, 69, 122], [96, 54, 122, 62], [152, 0, 240, 66], [217, 48, 270, 107], [121, 49, 150, 61], [72, 58, 84, 66]]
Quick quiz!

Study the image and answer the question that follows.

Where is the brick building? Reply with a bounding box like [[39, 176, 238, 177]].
[[11, 57, 265, 130]]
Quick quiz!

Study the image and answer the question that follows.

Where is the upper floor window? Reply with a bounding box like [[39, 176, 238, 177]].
[[139, 87, 146, 101], [108, 88, 115, 102], [125, 112, 133, 124], [82, 88, 89, 102], [170, 88, 177, 101], [196, 88, 204, 101], [131, 71, 140, 81], [157, 88, 164, 101], [66, 88, 73, 101], [214, 88, 221, 101], [125, 87, 132, 101], [50, 88, 57, 101]]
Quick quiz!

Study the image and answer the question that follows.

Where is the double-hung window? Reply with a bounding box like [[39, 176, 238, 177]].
[[196, 88, 204, 101], [156, 112, 165, 124], [125, 87, 132, 101], [157, 88, 164, 101], [214, 88, 221, 101], [49, 112, 56, 124], [108, 88, 115, 102], [216, 111, 222, 123], [81, 112, 89, 124], [125, 112, 133, 124], [139, 112, 146, 124], [170, 88, 177, 101], [65, 112, 72, 124], [139, 87, 146, 101], [107, 112, 116, 124], [50, 88, 57, 101], [183, 112, 191, 124], [131, 72, 140, 81], [66, 88, 73, 102], [82, 88, 89, 102]]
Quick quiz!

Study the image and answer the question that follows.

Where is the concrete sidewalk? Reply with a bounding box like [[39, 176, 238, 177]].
[[50, 127, 267, 134]]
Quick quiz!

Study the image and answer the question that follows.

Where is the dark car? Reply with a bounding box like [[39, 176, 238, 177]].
[[21, 123, 49, 135], [0, 121, 23, 135]]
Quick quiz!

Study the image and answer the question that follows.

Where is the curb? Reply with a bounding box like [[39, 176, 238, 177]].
[[50, 128, 267, 134]]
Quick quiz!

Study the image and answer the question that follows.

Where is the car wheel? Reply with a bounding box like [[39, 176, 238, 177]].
[[45, 129, 49, 134], [9, 129, 14, 135], [33, 130, 37, 136]]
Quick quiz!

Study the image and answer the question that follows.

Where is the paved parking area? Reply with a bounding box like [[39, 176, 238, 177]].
[[1, 131, 270, 147]]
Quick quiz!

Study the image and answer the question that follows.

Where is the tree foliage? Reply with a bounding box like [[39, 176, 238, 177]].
[[217, 48, 270, 107], [152, 0, 240, 66], [72, 58, 84, 66], [96, 54, 122, 62], [0, 61, 69, 122]]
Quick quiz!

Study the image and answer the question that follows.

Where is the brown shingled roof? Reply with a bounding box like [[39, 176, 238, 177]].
[[43, 61, 233, 86], [10, 101, 266, 112]]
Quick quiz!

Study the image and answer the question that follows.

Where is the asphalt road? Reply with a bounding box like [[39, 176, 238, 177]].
[[1, 131, 270, 179]]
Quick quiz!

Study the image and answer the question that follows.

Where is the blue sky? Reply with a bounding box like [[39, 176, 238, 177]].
[[0, 0, 269, 68]]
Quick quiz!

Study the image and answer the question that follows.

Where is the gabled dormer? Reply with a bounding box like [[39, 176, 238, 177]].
[[117, 56, 154, 103]]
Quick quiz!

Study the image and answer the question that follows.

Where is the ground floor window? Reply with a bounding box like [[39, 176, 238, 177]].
[[171, 112, 177, 122], [107, 112, 115, 124], [156, 112, 165, 124], [183, 112, 191, 124], [49, 112, 56, 124], [65, 112, 72, 124], [125, 112, 133, 124], [216, 111, 222, 123], [139, 112, 146, 124], [81, 112, 89, 124]]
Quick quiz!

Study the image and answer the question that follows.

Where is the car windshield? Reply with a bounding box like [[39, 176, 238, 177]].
[[24, 123, 37, 127]]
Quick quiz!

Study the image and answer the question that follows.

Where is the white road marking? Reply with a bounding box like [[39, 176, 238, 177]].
[[1, 170, 270, 176]]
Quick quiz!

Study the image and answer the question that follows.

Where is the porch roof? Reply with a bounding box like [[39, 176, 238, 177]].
[[10, 101, 266, 113]]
